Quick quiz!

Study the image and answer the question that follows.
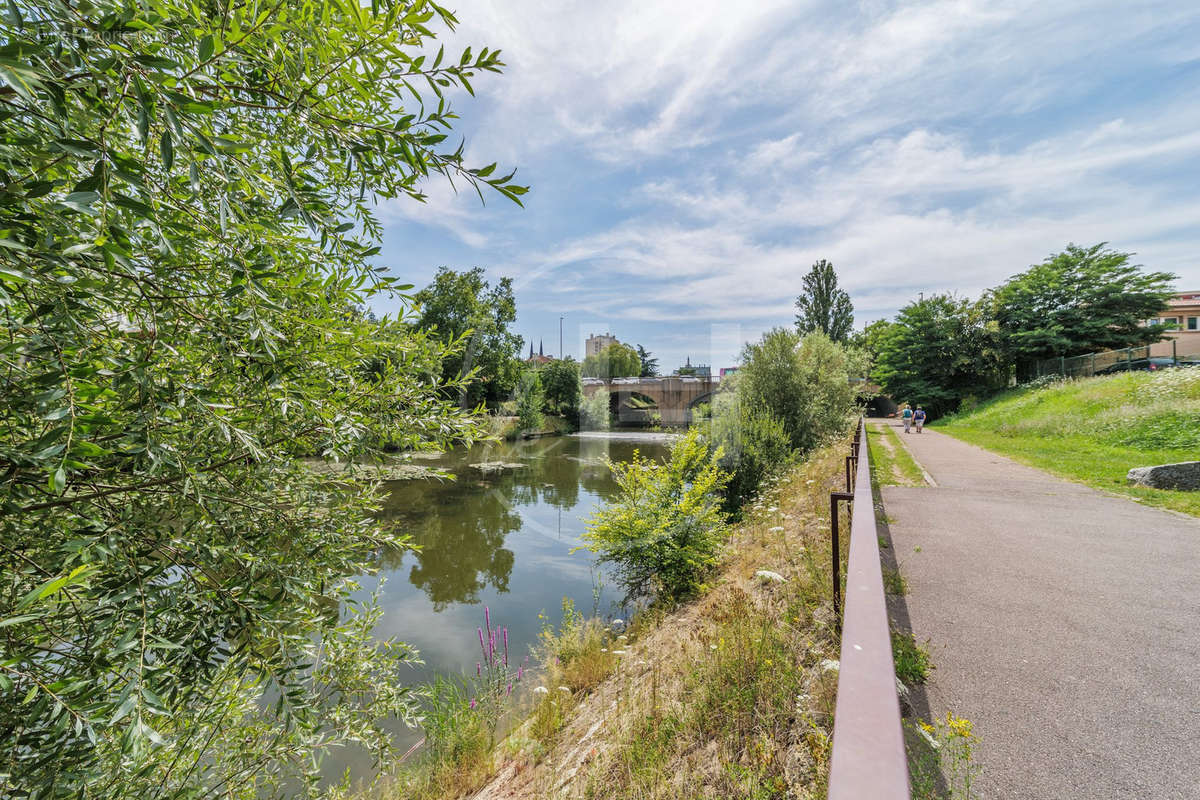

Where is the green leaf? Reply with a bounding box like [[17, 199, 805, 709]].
[[160, 130, 173, 170], [49, 465, 66, 494], [198, 34, 215, 62]]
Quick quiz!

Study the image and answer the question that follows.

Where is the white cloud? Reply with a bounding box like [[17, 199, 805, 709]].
[[378, 0, 1200, 365]]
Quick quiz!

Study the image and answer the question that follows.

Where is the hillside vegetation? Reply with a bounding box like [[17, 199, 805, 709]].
[[936, 368, 1200, 517]]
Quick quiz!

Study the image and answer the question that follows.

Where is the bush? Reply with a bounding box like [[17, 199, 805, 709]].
[[516, 370, 545, 433], [579, 387, 611, 431], [541, 358, 582, 415], [581, 429, 729, 602], [707, 391, 792, 509], [706, 330, 860, 509]]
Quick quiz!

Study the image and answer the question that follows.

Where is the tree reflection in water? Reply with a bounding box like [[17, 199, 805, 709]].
[[372, 435, 670, 610]]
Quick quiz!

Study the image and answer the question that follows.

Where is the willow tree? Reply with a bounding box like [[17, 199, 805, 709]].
[[0, 2, 524, 797]]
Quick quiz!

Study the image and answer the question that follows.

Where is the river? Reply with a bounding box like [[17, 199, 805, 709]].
[[332, 430, 674, 778]]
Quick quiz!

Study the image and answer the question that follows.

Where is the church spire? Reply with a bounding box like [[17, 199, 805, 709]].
[[539, 339, 544, 357], [528, 340, 534, 359]]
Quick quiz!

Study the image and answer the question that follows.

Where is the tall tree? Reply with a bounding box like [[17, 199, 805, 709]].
[[637, 344, 660, 377], [874, 295, 1006, 418], [540, 358, 582, 415], [582, 342, 641, 379], [413, 267, 524, 408], [988, 243, 1176, 368], [795, 259, 854, 342], [0, 2, 522, 796]]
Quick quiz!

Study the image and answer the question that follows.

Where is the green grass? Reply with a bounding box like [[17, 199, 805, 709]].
[[891, 630, 933, 685], [867, 423, 926, 487], [935, 368, 1200, 517]]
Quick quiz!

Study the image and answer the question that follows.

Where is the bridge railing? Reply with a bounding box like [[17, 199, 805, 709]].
[[827, 419, 910, 799]]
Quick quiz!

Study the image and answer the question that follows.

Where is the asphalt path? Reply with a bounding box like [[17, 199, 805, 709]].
[[875, 421, 1200, 799]]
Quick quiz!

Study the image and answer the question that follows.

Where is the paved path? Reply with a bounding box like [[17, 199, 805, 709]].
[[874, 421, 1200, 800]]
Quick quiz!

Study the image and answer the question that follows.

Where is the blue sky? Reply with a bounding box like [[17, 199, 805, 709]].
[[372, 0, 1200, 372]]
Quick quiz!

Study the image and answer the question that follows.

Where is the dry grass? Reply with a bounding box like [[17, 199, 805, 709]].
[[470, 437, 851, 800]]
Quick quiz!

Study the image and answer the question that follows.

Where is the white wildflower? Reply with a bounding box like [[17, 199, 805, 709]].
[[755, 570, 787, 584], [820, 659, 840, 673], [768, 526, 784, 533], [532, 686, 550, 696]]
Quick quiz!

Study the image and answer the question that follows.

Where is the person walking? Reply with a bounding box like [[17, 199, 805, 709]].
[[901, 404, 913, 433], [914, 406, 926, 433]]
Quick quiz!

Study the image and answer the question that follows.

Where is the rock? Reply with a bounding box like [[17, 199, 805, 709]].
[[1127, 461, 1200, 491], [470, 461, 527, 475]]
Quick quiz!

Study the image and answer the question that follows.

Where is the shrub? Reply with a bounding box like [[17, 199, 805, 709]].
[[706, 330, 860, 510], [581, 429, 729, 602], [579, 387, 611, 431], [707, 391, 792, 509], [516, 370, 545, 433]]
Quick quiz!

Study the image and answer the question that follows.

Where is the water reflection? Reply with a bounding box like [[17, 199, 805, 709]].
[[328, 432, 672, 780]]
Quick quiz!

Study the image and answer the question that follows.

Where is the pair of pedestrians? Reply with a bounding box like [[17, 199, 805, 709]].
[[901, 405, 926, 433]]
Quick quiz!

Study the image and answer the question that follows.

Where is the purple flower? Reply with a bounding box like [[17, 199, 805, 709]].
[[469, 698, 476, 710], [503, 628, 509, 667], [517, 666, 524, 681], [484, 606, 491, 636], [478, 627, 486, 658], [489, 629, 495, 658], [506, 682, 512, 696], [476, 662, 481, 677]]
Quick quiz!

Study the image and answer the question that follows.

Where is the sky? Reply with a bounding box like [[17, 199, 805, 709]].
[[372, 0, 1200, 372]]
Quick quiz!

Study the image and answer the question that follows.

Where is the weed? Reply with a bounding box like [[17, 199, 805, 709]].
[[906, 713, 980, 799], [891, 629, 933, 685], [882, 566, 907, 595]]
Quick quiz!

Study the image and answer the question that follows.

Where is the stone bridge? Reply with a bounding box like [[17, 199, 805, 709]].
[[582, 376, 717, 426]]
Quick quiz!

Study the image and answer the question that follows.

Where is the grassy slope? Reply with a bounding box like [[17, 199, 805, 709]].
[[934, 368, 1200, 517], [438, 440, 852, 800]]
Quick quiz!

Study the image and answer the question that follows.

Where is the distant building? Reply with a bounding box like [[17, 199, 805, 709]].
[[719, 366, 739, 379], [525, 339, 553, 365], [1145, 291, 1199, 357], [585, 332, 619, 357], [675, 356, 711, 378]]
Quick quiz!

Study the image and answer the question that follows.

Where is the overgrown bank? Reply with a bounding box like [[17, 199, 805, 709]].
[[935, 368, 1200, 517], [451, 440, 850, 800]]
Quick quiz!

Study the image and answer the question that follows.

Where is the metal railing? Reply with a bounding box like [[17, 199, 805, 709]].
[[827, 419, 910, 799], [1029, 338, 1199, 380]]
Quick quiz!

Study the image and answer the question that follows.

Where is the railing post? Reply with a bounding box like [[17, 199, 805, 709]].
[[830, 490, 853, 627]]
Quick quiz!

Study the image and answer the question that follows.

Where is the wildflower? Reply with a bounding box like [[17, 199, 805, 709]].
[[476, 662, 481, 677], [503, 627, 509, 667], [533, 686, 549, 696], [612, 649, 627, 656], [709, 644, 717, 651], [768, 506, 778, 512], [469, 698, 477, 710], [820, 658, 840, 672], [517, 666, 524, 680], [485, 606, 491, 634], [558, 686, 572, 694]]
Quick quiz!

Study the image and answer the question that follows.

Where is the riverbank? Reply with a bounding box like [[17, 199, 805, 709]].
[[370, 436, 850, 799]]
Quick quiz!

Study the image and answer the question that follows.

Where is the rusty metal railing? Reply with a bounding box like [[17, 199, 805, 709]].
[[827, 419, 910, 799]]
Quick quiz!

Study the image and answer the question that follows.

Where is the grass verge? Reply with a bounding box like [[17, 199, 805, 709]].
[[867, 422, 926, 487], [935, 369, 1200, 517]]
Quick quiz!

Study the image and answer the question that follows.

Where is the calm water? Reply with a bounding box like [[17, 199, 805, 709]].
[[332, 431, 673, 777]]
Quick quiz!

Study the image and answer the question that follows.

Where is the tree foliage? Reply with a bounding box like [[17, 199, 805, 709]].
[[988, 243, 1176, 366], [873, 295, 1006, 418], [413, 267, 523, 408], [733, 329, 863, 453], [579, 387, 610, 431], [581, 342, 640, 380], [636, 344, 659, 377], [0, 1, 522, 796], [582, 430, 729, 602], [539, 358, 581, 415], [515, 369, 545, 433], [794, 259, 854, 342]]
